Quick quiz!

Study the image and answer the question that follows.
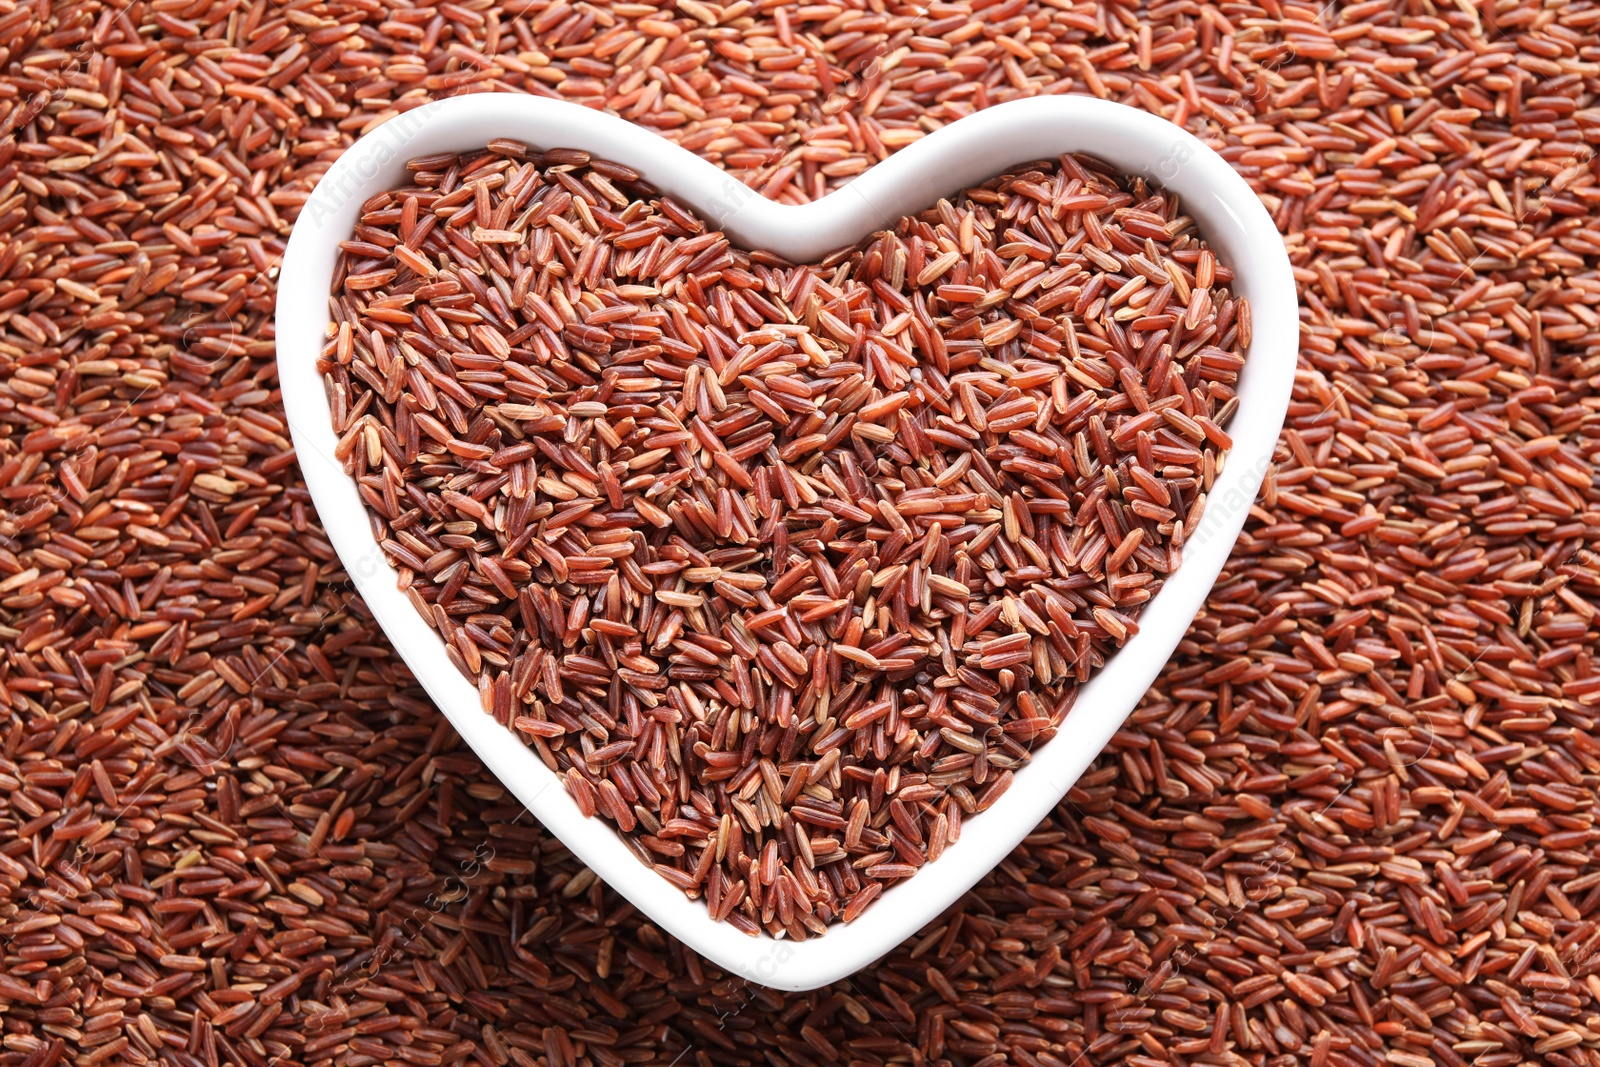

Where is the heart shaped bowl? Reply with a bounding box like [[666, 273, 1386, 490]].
[[277, 92, 1296, 991]]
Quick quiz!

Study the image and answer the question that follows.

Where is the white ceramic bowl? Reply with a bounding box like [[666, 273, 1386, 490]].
[[277, 93, 1296, 991]]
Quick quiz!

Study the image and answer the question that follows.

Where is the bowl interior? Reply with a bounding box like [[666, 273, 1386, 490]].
[[276, 93, 1296, 991]]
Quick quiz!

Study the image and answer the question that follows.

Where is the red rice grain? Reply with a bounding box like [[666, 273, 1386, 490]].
[[0, 0, 1597, 1063], [322, 145, 1247, 934]]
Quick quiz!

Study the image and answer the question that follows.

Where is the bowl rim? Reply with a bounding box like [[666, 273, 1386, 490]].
[[275, 92, 1297, 992]]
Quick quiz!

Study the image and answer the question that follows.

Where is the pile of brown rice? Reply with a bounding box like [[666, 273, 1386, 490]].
[[0, 0, 1597, 1063], [323, 144, 1247, 935]]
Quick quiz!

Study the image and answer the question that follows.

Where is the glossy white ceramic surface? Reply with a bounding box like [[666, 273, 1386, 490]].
[[277, 93, 1296, 991]]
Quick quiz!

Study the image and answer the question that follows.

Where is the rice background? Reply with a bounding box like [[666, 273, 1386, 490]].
[[1, 1, 1598, 1065]]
